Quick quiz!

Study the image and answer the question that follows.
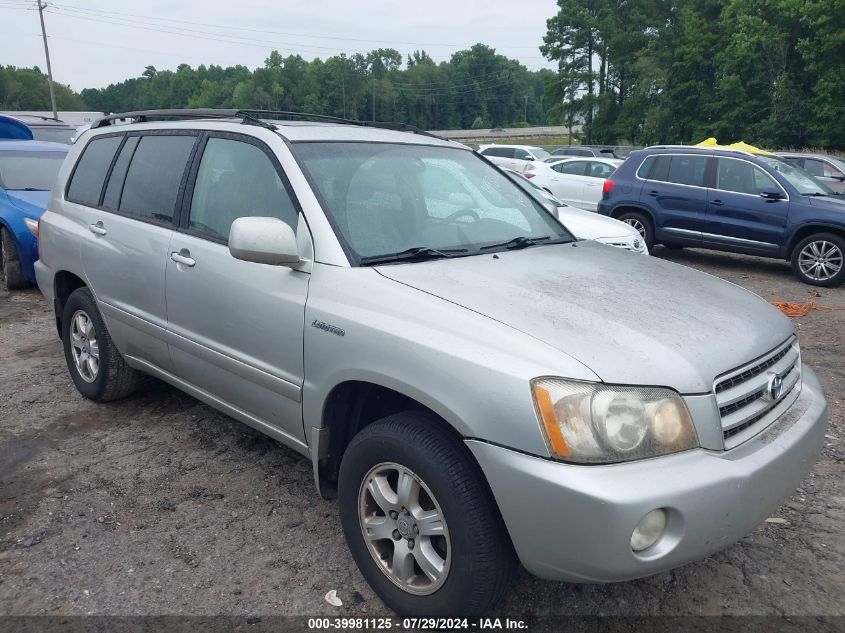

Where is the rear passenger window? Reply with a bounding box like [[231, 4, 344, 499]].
[[667, 156, 708, 187], [187, 137, 298, 241], [102, 136, 139, 210], [66, 135, 122, 206], [554, 160, 588, 175], [119, 135, 196, 223]]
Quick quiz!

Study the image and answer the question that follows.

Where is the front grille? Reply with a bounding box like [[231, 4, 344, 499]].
[[714, 337, 801, 449]]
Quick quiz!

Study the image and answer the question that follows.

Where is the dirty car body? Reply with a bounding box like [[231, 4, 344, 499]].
[[34, 110, 827, 615]]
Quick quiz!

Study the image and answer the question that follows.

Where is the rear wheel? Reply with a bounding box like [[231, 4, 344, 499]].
[[61, 287, 144, 401], [616, 211, 654, 250], [790, 233, 845, 287], [1, 227, 28, 290], [338, 412, 516, 616]]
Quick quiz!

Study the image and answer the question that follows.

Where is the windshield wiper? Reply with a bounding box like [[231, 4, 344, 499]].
[[803, 192, 829, 197], [479, 235, 569, 251], [359, 246, 469, 266]]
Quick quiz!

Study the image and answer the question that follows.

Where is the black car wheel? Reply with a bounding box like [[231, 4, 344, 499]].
[[339, 412, 516, 616], [616, 211, 654, 250], [61, 287, 145, 401], [1, 227, 28, 290], [791, 233, 845, 287]]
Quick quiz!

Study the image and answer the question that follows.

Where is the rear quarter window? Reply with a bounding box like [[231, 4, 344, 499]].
[[66, 135, 123, 206]]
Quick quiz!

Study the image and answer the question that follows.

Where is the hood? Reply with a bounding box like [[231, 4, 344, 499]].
[[4, 190, 51, 218], [376, 241, 794, 393], [558, 206, 638, 240]]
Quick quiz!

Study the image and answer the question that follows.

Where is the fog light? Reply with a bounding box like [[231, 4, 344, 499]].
[[631, 509, 667, 552]]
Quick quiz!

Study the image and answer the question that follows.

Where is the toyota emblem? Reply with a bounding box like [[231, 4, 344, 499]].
[[768, 374, 784, 401]]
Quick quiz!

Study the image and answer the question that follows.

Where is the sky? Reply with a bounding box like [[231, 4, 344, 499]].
[[0, 0, 558, 91]]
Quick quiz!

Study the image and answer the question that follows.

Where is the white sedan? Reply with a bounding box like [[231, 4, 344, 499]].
[[524, 157, 622, 211], [505, 170, 648, 255]]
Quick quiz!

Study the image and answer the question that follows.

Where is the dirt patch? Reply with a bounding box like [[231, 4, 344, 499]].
[[0, 248, 842, 617]]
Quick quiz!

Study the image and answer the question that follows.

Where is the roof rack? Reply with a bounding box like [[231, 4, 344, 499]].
[[646, 144, 754, 157], [14, 114, 64, 122], [89, 108, 440, 139]]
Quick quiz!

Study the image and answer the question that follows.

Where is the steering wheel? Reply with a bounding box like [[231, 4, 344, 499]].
[[437, 208, 480, 223]]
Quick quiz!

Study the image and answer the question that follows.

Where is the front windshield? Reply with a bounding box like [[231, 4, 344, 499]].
[[0, 151, 67, 190], [293, 142, 571, 262], [760, 157, 833, 195], [530, 148, 551, 160], [31, 127, 75, 145]]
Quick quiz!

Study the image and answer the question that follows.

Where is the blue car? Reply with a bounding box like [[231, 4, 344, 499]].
[[0, 140, 69, 289], [598, 145, 845, 286]]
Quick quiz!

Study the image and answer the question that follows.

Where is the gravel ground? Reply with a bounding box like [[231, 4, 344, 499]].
[[0, 247, 843, 619]]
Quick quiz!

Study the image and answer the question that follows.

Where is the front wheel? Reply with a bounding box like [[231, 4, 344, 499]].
[[338, 412, 516, 616], [1, 227, 28, 290], [616, 211, 654, 250], [790, 233, 845, 287]]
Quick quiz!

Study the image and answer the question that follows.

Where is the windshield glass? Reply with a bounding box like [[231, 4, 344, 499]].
[[0, 151, 67, 190], [31, 127, 75, 145], [760, 157, 833, 195], [294, 142, 571, 263], [530, 148, 550, 160]]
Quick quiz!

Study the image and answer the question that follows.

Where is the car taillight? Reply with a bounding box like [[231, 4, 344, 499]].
[[524, 172, 536, 179], [602, 179, 616, 195]]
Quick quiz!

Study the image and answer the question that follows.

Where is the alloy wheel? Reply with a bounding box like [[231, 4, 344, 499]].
[[358, 462, 451, 595], [69, 310, 100, 383], [798, 240, 843, 282], [622, 217, 647, 239]]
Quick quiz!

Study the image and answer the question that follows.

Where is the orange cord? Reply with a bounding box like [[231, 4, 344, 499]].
[[770, 301, 845, 317]]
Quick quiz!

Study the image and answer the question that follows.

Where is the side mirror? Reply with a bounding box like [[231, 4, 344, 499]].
[[228, 217, 301, 266], [759, 188, 784, 200]]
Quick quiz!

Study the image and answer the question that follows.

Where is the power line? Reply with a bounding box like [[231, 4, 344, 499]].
[[48, 1, 546, 50]]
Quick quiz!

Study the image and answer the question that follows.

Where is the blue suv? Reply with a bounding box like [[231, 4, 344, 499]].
[[598, 146, 845, 286]]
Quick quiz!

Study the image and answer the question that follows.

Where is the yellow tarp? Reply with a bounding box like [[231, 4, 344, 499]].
[[694, 137, 775, 156]]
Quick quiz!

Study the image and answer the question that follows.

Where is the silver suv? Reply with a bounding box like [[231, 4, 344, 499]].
[[36, 110, 828, 616]]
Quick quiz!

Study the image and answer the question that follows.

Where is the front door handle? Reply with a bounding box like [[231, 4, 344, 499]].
[[170, 249, 196, 267], [89, 221, 107, 236], [710, 199, 724, 206]]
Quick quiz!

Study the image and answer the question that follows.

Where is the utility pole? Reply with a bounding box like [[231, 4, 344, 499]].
[[371, 77, 376, 121], [37, 0, 58, 120], [524, 95, 529, 124], [341, 72, 346, 118]]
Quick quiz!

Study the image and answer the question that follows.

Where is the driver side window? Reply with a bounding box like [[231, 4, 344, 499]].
[[514, 149, 532, 161]]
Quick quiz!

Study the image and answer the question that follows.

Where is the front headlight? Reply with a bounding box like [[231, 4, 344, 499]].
[[531, 378, 698, 463]]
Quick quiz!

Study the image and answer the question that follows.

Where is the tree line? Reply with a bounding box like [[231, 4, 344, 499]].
[[542, 0, 845, 150], [0, 45, 553, 131]]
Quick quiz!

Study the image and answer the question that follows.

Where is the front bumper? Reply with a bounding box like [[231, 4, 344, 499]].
[[467, 364, 827, 582]]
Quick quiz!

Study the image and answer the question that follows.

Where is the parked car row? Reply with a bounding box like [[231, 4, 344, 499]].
[[25, 109, 827, 617], [599, 145, 845, 286], [477, 141, 845, 286]]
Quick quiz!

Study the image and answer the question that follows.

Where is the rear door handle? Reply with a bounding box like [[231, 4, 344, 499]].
[[170, 249, 196, 267], [647, 190, 659, 197], [89, 221, 107, 236]]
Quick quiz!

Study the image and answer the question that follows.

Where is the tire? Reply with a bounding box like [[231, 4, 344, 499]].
[[61, 287, 144, 401], [338, 412, 516, 617], [1, 227, 29, 290], [790, 232, 845, 287], [616, 211, 654, 250]]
